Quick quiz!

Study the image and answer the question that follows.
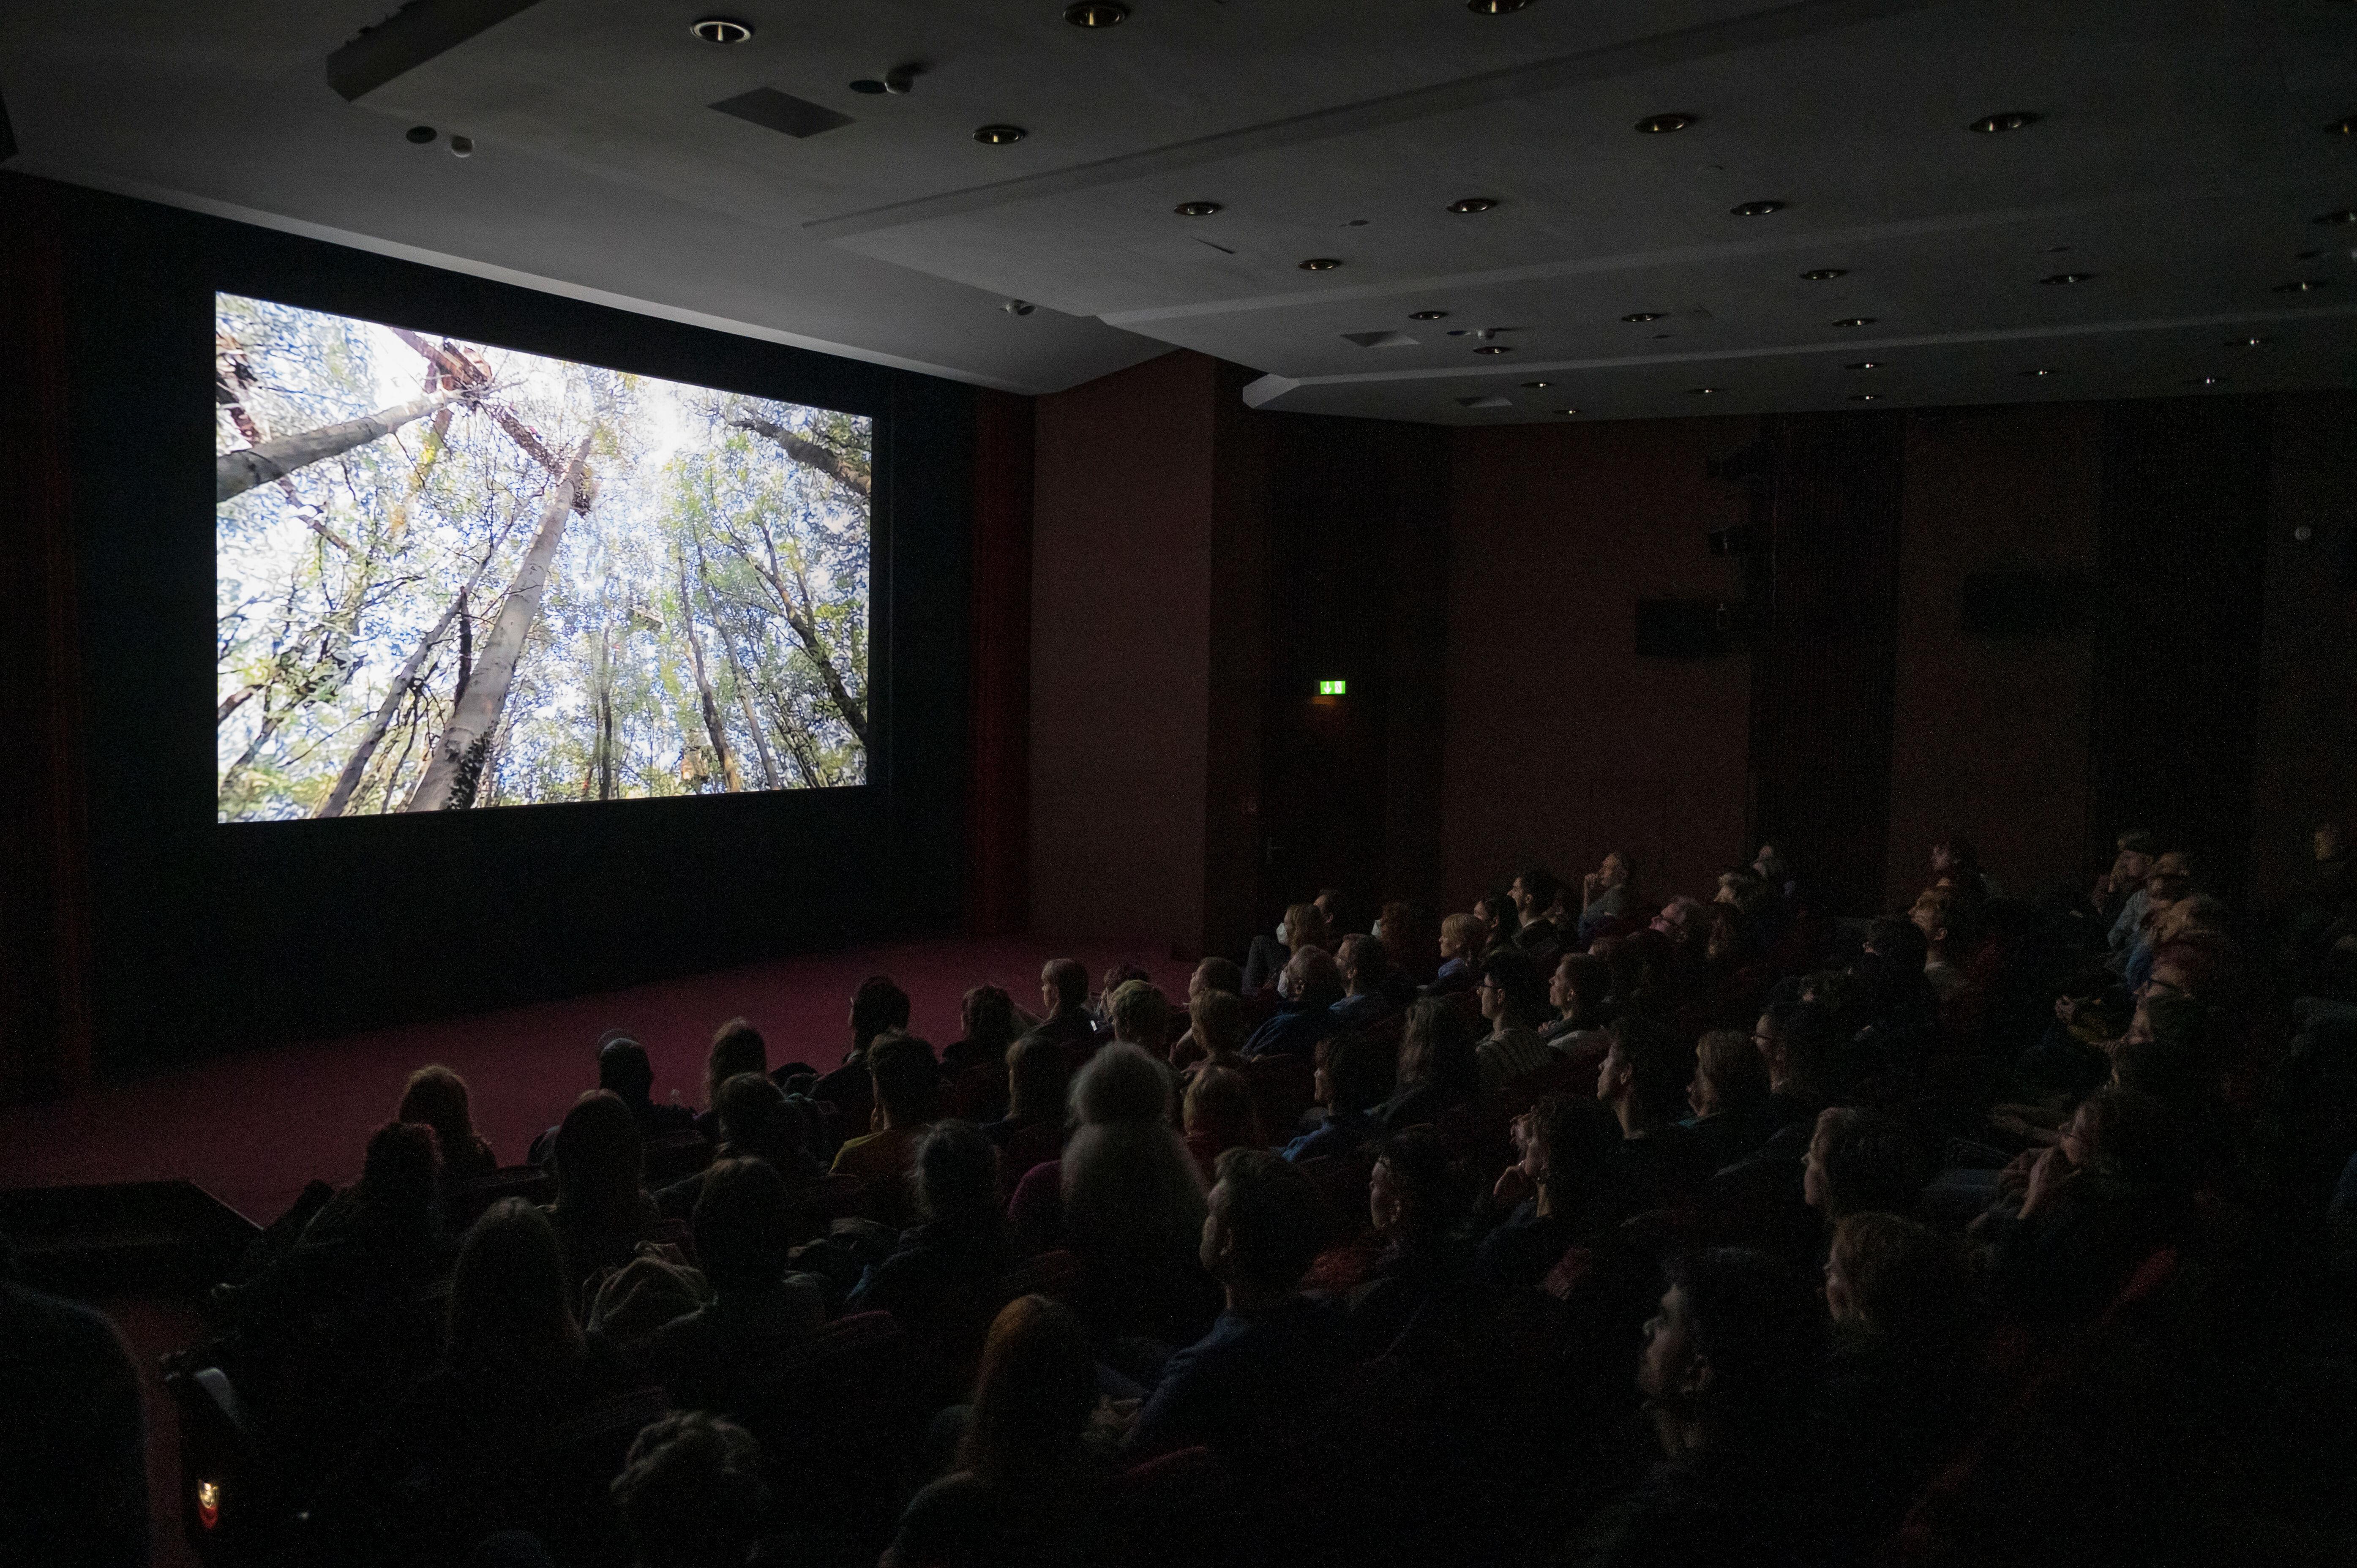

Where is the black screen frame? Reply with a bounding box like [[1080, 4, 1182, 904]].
[[46, 180, 975, 1071]]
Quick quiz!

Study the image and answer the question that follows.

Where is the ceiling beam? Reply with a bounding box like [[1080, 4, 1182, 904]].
[[327, 0, 549, 103]]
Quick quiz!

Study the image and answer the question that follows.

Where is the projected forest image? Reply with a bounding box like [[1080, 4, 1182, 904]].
[[215, 294, 870, 822]]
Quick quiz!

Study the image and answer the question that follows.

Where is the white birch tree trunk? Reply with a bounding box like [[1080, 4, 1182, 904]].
[[216, 390, 461, 502], [404, 438, 592, 811]]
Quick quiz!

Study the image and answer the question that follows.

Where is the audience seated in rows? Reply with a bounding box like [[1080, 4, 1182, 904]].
[[45, 812, 2357, 1568]]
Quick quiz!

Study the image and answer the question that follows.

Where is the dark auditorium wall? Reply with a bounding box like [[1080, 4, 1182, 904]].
[[1440, 417, 1763, 913], [2, 173, 980, 1084], [1030, 351, 1229, 955], [2250, 391, 2357, 908], [1027, 354, 1450, 962], [1882, 405, 2106, 909], [1028, 368, 2348, 948]]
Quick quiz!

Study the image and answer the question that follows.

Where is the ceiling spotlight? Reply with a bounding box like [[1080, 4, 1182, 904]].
[[1064, 1, 1129, 24], [1636, 113, 1696, 134], [690, 16, 753, 44], [1447, 197, 1499, 214], [974, 124, 1027, 144], [1832, 317, 1876, 327], [1622, 311, 1665, 322], [405, 124, 438, 144], [2311, 209, 2357, 226], [1410, 310, 1449, 320], [1174, 201, 1222, 217], [2040, 272, 2095, 284], [1474, 345, 1513, 354], [1969, 111, 2039, 133], [1468, 0, 1533, 13], [1800, 267, 1847, 281], [1523, 381, 1553, 388], [1731, 199, 1787, 217], [2331, 115, 2357, 136], [2021, 368, 2055, 377], [849, 79, 888, 94], [1848, 393, 1880, 401], [2229, 336, 2270, 346], [1556, 408, 1580, 415], [2186, 376, 2221, 387], [1299, 257, 1343, 271], [448, 135, 474, 158], [1003, 300, 1036, 316], [1687, 387, 1722, 395], [2275, 278, 2330, 292], [1845, 361, 1882, 370]]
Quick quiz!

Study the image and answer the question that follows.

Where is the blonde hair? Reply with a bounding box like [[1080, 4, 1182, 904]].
[[1440, 911, 1484, 955], [1189, 989, 1247, 1061], [1107, 980, 1172, 1050], [1284, 900, 1332, 955]]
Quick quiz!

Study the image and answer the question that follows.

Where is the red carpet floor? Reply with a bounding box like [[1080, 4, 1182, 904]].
[[0, 935, 1193, 1225]]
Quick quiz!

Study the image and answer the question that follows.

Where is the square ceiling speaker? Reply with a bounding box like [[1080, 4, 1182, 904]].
[[711, 88, 854, 139]]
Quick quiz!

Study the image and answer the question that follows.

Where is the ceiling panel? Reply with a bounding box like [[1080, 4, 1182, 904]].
[[0, 0, 2351, 417]]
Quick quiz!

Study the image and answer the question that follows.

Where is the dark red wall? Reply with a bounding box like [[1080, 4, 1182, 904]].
[[1441, 417, 1762, 914], [1883, 405, 2105, 907]]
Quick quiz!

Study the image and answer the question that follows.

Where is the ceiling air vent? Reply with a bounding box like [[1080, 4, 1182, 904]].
[[710, 88, 854, 139]]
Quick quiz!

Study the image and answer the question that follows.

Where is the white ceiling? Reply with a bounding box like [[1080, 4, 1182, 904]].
[[3, 0, 2353, 423]]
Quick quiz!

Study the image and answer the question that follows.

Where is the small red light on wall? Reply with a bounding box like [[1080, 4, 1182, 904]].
[[196, 1479, 222, 1530]]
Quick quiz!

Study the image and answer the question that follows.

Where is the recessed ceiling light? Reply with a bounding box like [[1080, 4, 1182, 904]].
[[405, 124, 438, 144], [1523, 381, 1553, 388], [1447, 197, 1499, 214], [1409, 310, 1449, 320], [1731, 199, 1787, 217], [2275, 278, 2330, 292], [2331, 115, 2357, 136], [1467, 0, 1533, 12], [1299, 257, 1342, 271], [2020, 368, 2055, 377], [1845, 361, 1882, 370], [1800, 268, 1846, 281], [2311, 210, 2357, 226], [848, 79, 888, 94], [2185, 376, 2221, 387], [2043, 245, 2072, 254], [448, 135, 474, 158], [2040, 272, 2095, 284], [1473, 345, 1513, 354], [1556, 408, 1580, 416], [1688, 387, 1721, 395], [1622, 311, 1665, 322], [1345, 218, 1369, 226], [1174, 201, 1222, 217], [974, 124, 1027, 144], [1969, 111, 2039, 133], [1064, 1, 1129, 25], [1848, 393, 1880, 401], [2229, 336, 2270, 347], [1446, 328, 1472, 336], [1635, 113, 1696, 134], [690, 16, 753, 44], [1832, 317, 1876, 327]]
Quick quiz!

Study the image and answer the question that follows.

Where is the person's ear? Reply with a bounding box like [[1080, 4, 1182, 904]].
[[1680, 1349, 1715, 1401]]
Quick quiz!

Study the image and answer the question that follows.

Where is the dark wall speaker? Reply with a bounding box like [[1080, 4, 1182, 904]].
[[1636, 598, 1737, 658], [1959, 571, 2089, 638]]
